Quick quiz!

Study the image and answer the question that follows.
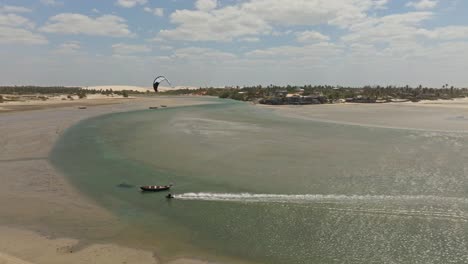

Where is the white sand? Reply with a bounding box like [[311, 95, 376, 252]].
[[85, 85, 200, 92], [261, 99, 468, 132], [0, 227, 158, 264]]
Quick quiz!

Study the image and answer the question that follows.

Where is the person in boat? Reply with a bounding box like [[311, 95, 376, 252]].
[[166, 193, 174, 199]]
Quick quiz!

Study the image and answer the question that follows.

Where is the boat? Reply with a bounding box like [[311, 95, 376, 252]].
[[140, 184, 172, 192], [78, 106, 87, 109], [166, 193, 174, 199], [148, 106, 158, 109], [160, 105, 167, 108]]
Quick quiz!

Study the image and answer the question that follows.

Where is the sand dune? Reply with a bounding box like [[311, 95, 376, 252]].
[[84, 85, 200, 92]]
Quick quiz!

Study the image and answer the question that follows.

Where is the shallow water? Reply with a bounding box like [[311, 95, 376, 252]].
[[51, 99, 468, 263]]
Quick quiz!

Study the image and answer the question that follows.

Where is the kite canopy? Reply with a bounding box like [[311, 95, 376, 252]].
[[153, 76, 171, 92]]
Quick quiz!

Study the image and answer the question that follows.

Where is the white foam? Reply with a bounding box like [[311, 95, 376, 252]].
[[174, 193, 468, 221], [174, 192, 468, 204]]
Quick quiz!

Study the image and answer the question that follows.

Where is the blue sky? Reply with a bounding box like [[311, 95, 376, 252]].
[[1, 0, 468, 87]]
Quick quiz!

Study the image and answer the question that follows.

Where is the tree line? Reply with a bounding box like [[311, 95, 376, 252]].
[[163, 85, 468, 103]]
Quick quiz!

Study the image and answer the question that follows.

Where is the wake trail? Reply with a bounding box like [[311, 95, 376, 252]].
[[174, 192, 468, 204], [174, 193, 468, 221]]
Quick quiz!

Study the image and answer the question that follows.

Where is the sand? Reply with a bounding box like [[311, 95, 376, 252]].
[[261, 98, 468, 132], [84, 85, 199, 93], [4, 95, 466, 264], [0, 96, 216, 264], [0, 94, 132, 113]]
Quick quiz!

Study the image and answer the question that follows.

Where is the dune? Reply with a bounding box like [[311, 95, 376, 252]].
[[84, 85, 200, 92]]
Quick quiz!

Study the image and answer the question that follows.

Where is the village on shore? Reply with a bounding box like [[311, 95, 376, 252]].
[[2, 84, 468, 106], [164, 85, 468, 105]]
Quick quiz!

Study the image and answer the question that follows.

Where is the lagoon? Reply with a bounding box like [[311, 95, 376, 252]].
[[51, 99, 468, 263]]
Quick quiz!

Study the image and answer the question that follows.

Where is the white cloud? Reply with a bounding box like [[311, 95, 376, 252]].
[[159, 0, 389, 42], [342, 12, 433, 44], [40, 0, 62, 6], [159, 7, 272, 42], [422, 26, 468, 40], [56, 41, 81, 53], [0, 14, 35, 28], [246, 42, 342, 59], [296, 31, 330, 43], [0, 5, 32, 13], [240, 37, 260, 42], [195, 0, 217, 11], [406, 0, 438, 10], [0, 13, 46, 45], [40, 13, 133, 37], [0, 26, 47, 44], [112, 43, 151, 54], [173, 47, 236, 61], [116, 0, 147, 8], [92, 8, 100, 13], [144, 7, 164, 17]]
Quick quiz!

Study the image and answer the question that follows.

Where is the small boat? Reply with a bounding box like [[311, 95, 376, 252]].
[[140, 184, 172, 192], [160, 105, 167, 108], [148, 106, 158, 109], [166, 193, 174, 199], [78, 106, 87, 109]]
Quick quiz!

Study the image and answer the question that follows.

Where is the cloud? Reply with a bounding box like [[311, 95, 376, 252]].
[[112, 43, 151, 54], [406, 0, 438, 10], [159, 0, 389, 42], [40, 0, 62, 6], [342, 12, 433, 44], [0, 13, 47, 45], [0, 5, 32, 13], [246, 42, 343, 59], [159, 7, 272, 41], [40, 13, 133, 37], [195, 0, 217, 11], [144, 7, 164, 17], [116, 0, 147, 8], [421, 26, 468, 40], [173, 47, 236, 61], [240, 37, 260, 42], [0, 26, 47, 44], [56, 41, 81, 53], [0, 14, 35, 28], [296, 31, 330, 43]]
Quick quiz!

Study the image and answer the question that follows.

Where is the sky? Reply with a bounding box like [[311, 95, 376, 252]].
[[1, 0, 468, 87]]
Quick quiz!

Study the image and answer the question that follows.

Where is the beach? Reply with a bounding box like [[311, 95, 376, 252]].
[[260, 98, 468, 132], [0, 96, 214, 264], [2, 96, 468, 264]]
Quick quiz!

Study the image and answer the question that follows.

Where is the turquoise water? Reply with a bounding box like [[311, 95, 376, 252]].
[[51, 99, 468, 263]]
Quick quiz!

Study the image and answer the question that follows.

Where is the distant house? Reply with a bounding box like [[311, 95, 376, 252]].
[[274, 90, 288, 97]]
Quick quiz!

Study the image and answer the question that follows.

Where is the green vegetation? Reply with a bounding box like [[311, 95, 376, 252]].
[[2, 85, 467, 105], [163, 85, 468, 104]]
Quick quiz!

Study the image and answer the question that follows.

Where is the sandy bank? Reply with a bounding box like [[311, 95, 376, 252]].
[[260, 99, 468, 132], [0, 97, 217, 264], [0, 94, 132, 113]]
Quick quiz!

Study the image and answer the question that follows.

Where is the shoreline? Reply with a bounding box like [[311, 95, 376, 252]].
[[258, 98, 468, 133], [0, 97, 218, 264], [3, 95, 468, 263]]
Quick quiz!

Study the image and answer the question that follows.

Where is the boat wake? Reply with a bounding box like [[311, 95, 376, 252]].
[[175, 192, 468, 204], [174, 193, 468, 221]]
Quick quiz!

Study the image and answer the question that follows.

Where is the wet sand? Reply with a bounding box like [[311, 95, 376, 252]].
[[0, 97, 215, 264], [261, 99, 468, 132]]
